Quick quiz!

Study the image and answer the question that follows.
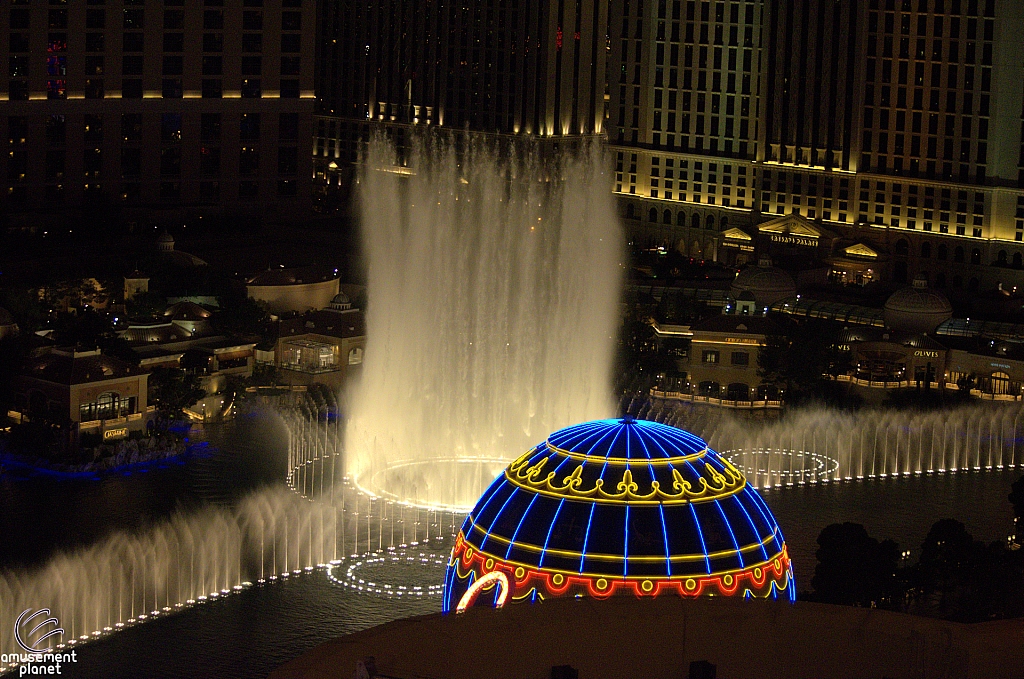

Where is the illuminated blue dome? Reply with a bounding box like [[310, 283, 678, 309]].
[[444, 417, 795, 612]]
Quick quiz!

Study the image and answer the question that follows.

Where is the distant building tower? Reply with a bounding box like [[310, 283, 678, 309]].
[[0, 1, 315, 222], [124, 271, 150, 302], [314, 0, 609, 171]]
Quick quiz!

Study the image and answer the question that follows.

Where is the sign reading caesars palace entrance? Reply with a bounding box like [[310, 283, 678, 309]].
[[770, 234, 817, 247]]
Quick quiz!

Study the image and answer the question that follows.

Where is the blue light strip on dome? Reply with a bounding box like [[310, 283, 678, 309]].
[[505, 493, 540, 560], [578, 502, 597, 573], [554, 420, 611, 452], [638, 429, 670, 577], [687, 502, 712, 574], [658, 504, 672, 577], [644, 421, 704, 453], [714, 498, 745, 569], [479, 487, 520, 552], [465, 474, 508, 537], [537, 498, 565, 570], [645, 425, 697, 459], [732, 495, 770, 563], [747, 487, 787, 549], [594, 423, 625, 460], [743, 486, 775, 538]]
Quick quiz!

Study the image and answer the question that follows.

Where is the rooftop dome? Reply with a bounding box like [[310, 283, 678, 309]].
[[883, 276, 952, 334], [157, 230, 175, 252], [327, 292, 352, 312], [163, 301, 211, 321], [443, 418, 794, 613], [730, 257, 796, 307]]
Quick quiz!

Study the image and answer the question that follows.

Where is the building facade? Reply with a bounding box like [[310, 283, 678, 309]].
[[269, 295, 366, 389], [611, 0, 1024, 291], [1, 0, 315, 227], [313, 0, 608, 188], [12, 348, 152, 440], [684, 313, 776, 401]]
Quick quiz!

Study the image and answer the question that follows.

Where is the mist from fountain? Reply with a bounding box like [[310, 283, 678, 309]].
[[638, 399, 1024, 488], [344, 135, 623, 510], [0, 409, 453, 674]]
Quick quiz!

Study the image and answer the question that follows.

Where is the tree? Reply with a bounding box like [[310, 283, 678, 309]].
[[215, 296, 269, 337], [0, 287, 46, 332], [51, 308, 111, 348], [148, 367, 206, 419], [756, 332, 789, 394], [810, 522, 902, 608], [0, 334, 32, 412], [1009, 475, 1024, 544], [913, 518, 983, 619], [125, 290, 166, 320], [757, 319, 853, 405]]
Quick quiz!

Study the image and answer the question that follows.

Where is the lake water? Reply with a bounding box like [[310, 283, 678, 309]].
[[1, 415, 1019, 679]]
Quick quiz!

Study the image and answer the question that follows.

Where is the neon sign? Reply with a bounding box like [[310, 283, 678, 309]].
[[455, 570, 509, 612], [442, 418, 797, 613], [103, 427, 128, 441]]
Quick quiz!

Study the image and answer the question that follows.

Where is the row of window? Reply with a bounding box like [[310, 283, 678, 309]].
[[9, 146, 300, 180], [6, 180, 302, 203], [8, 30, 302, 54], [8, 78, 301, 101], [869, 0, 996, 16], [9, 6, 302, 31], [701, 350, 749, 366], [9, 54, 301, 78], [7, 113, 300, 144]]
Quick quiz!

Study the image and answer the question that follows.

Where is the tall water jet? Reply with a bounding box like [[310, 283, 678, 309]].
[[345, 135, 623, 510]]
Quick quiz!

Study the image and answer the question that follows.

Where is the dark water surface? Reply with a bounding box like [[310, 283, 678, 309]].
[[1, 414, 1020, 679]]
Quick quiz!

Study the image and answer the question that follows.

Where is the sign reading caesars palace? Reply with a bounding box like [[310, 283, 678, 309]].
[[770, 234, 817, 247]]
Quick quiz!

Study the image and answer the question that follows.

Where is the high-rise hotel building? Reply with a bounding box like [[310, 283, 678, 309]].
[[1, 0, 315, 227], [613, 0, 1024, 290], [313, 0, 608, 176]]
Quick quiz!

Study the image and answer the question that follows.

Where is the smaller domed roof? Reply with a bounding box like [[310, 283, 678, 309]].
[[157, 230, 174, 243], [731, 257, 796, 306], [0, 307, 14, 326], [883, 276, 952, 334], [163, 301, 211, 321], [326, 291, 354, 312]]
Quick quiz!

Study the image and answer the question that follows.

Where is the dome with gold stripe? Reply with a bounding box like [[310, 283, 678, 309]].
[[443, 417, 795, 612]]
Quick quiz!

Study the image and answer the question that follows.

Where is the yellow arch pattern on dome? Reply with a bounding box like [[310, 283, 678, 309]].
[[504, 448, 746, 505]]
